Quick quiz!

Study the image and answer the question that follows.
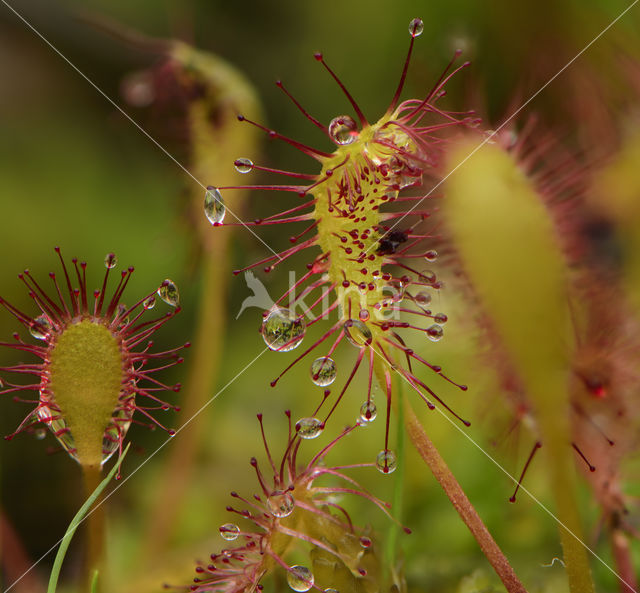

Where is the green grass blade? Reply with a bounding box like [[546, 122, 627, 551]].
[[47, 445, 130, 593]]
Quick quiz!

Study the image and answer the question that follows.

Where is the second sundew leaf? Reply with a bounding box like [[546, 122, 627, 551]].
[[590, 129, 640, 317], [444, 139, 594, 593], [140, 39, 263, 561]]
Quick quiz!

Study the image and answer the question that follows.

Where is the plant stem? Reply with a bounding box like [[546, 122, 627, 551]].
[[403, 396, 528, 593], [81, 464, 105, 593], [611, 529, 637, 593]]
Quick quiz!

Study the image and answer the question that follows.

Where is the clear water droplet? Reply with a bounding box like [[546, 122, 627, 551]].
[[204, 187, 226, 225], [426, 324, 444, 342], [101, 398, 135, 463], [0, 377, 4, 389], [433, 313, 448, 324], [420, 270, 436, 283], [157, 279, 179, 307], [219, 523, 240, 541], [296, 417, 323, 439], [287, 565, 314, 592], [409, 17, 424, 37], [36, 402, 77, 460], [360, 536, 372, 548], [234, 158, 254, 173], [424, 250, 438, 262], [267, 491, 295, 517], [328, 115, 358, 145], [262, 307, 305, 352], [415, 291, 431, 306], [34, 427, 47, 440], [386, 279, 405, 302], [358, 309, 370, 321], [104, 253, 117, 269], [324, 589, 339, 593], [143, 296, 156, 310], [344, 319, 372, 347], [29, 315, 52, 340], [310, 357, 336, 386], [376, 449, 398, 474], [360, 401, 377, 423]]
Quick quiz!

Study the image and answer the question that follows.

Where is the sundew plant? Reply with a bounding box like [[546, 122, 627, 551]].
[[2, 2, 640, 593]]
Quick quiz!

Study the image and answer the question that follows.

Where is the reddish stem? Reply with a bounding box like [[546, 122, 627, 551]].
[[403, 397, 528, 593]]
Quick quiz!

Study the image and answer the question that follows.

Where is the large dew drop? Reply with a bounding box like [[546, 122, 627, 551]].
[[310, 357, 336, 386], [409, 17, 424, 37], [267, 491, 295, 518], [376, 449, 398, 474], [262, 308, 305, 352], [414, 291, 432, 307], [359, 401, 377, 423], [344, 319, 372, 347], [426, 324, 444, 342], [204, 187, 226, 225], [29, 315, 52, 340], [219, 523, 241, 541], [328, 115, 358, 145], [157, 279, 179, 307], [104, 253, 118, 269], [234, 158, 254, 173], [287, 566, 314, 592], [296, 417, 323, 439]]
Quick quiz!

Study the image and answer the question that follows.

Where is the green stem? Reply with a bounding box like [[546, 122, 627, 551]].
[[48, 447, 127, 593], [403, 396, 528, 593], [536, 402, 595, 593], [81, 465, 105, 593]]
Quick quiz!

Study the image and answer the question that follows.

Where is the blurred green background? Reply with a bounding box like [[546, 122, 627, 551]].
[[1, 0, 639, 591]]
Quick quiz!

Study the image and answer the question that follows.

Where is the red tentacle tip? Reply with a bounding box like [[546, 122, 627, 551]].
[[314, 52, 323, 61]]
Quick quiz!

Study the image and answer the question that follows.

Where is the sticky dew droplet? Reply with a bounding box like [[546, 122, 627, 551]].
[[267, 491, 295, 518], [287, 566, 314, 592], [143, 296, 156, 310], [157, 280, 179, 307], [426, 324, 444, 342], [219, 523, 240, 541], [344, 319, 372, 347], [204, 187, 226, 225], [234, 157, 254, 173], [310, 357, 337, 386], [104, 253, 117, 269], [409, 18, 424, 37], [262, 307, 306, 352], [328, 115, 358, 145], [296, 417, 323, 439], [376, 449, 398, 474], [414, 291, 432, 307], [29, 315, 52, 340], [360, 401, 377, 423]]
